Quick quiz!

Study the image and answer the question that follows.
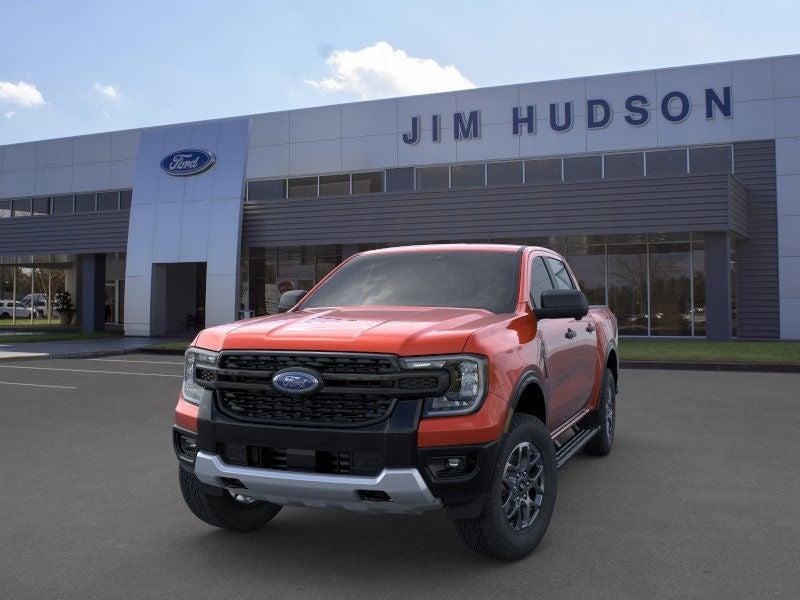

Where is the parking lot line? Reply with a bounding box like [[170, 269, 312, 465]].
[[0, 380, 77, 389], [89, 358, 185, 365], [0, 365, 183, 378]]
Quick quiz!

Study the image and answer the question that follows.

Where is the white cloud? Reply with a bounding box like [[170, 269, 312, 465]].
[[304, 41, 475, 100], [93, 82, 121, 100], [0, 81, 44, 107], [4, 110, 16, 119]]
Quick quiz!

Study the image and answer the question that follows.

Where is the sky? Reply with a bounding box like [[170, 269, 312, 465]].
[[1, 0, 799, 145]]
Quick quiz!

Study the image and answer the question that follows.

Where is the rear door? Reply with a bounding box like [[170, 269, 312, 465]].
[[543, 256, 597, 419]]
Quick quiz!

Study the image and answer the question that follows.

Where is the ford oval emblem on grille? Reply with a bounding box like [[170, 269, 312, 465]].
[[272, 369, 321, 395]]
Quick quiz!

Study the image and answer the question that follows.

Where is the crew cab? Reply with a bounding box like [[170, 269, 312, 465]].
[[174, 244, 618, 559]]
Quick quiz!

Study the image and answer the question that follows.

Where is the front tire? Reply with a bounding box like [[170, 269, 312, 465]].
[[179, 468, 282, 532], [453, 414, 557, 560]]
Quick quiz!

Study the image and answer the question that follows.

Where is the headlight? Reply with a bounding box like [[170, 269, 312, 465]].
[[400, 355, 488, 417], [183, 347, 218, 405]]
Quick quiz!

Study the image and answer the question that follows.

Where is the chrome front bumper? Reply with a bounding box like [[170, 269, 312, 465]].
[[193, 452, 442, 515]]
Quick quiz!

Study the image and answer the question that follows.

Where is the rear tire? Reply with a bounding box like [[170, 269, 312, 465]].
[[179, 468, 282, 532], [583, 368, 615, 456], [453, 414, 557, 560]]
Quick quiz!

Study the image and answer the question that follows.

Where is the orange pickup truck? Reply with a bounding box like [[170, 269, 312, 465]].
[[174, 244, 618, 559]]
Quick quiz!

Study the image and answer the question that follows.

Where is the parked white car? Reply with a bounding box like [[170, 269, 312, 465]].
[[20, 297, 48, 318], [0, 300, 32, 320]]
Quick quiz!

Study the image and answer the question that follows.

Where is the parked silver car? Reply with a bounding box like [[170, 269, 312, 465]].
[[0, 300, 32, 320]]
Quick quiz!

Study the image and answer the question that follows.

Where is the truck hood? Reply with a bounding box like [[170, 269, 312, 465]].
[[194, 307, 508, 356]]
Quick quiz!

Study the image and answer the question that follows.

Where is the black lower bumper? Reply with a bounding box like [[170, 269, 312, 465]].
[[176, 393, 500, 515], [416, 441, 499, 516]]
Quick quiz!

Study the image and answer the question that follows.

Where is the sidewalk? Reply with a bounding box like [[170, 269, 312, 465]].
[[0, 336, 187, 361]]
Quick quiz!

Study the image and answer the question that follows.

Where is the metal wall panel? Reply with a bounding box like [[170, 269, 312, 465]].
[[0, 211, 130, 256], [733, 140, 780, 339], [242, 173, 746, 247], [729, 177, 750, 236]]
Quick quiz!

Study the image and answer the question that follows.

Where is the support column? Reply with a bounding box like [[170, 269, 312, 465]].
[[150, 263, 167, 336], [80, 254, 106, 333], [704, 232, 732, 341]]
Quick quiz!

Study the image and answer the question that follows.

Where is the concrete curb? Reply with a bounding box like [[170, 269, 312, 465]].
[[0, 347, 146, 362], [621, 360, 800, 373]]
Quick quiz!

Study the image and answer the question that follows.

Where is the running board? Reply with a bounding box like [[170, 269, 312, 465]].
[[555, 427, 600, 468]]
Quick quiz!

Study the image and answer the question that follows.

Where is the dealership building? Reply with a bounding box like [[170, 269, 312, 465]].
[[1, 54, 799, 340]]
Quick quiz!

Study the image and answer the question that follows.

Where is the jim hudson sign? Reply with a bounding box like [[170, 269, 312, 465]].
[[401, 86, 732, 145]]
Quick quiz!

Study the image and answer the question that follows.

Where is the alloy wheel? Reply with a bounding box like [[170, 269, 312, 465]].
[[501, 441, 546, 531], [606, 384, 615, 436]]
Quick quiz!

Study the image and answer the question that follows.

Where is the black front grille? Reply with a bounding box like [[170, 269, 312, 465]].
[[219, 442, 383, 476], [219, 353, 396, 375], [218, 389, 396, 427], [204, 352, 447, 427], [195, 368, 216, 383], [398, 375, 440, 392]]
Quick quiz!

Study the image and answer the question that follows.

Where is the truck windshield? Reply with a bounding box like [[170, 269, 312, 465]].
[[300, 251, 521, 314]]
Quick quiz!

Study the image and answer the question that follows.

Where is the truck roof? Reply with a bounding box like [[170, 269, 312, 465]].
[[360, 243, 526, 255]]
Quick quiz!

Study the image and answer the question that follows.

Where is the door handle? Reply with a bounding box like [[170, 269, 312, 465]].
[[586, 322, 596, 333], [565, 328, 577, 339]]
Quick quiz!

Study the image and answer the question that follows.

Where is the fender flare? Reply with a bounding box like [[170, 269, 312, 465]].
[[504, 368, 549, 431], [604, 340, 619, 392]]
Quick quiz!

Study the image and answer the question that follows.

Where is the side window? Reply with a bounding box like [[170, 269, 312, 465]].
[[530, 257, 555, 308], [545, 257, 575, 290]]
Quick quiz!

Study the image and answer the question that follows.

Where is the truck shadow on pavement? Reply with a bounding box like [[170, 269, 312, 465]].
[[169, 506, 538, 572]]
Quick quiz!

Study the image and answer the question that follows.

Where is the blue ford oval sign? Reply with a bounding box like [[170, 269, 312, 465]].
[[160, 149, 215, 176], [272, 369, 321, 395]]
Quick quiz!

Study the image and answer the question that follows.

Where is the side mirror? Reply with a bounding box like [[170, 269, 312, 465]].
[[277, 290, 308, 313], [535, 289, 589, 320]]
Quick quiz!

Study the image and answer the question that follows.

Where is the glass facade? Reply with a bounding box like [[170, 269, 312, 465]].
[[386, 168, 415, 192], [604, 152, 644, 178], [243, 145, 733, 202], [451, 163, 485, 188], [0, 252, 126, 329], [240, 233, 713, 336], [319, 174, 349, 196], [352, 172, 384, 194], [563, 155, 602, 181], [646, 149, 687, 176], [487, 161, 523, 186], [648, 242, 692, 336], [0, 190, 132, 219], [0, 256, 76, 327], [416, 166, 449, 191], [607, 243, 648, 335], [524, 158, 562, 183], [690, 146, 732, 173], [244, 245, 349, 315], [287, 177, 317, 198]]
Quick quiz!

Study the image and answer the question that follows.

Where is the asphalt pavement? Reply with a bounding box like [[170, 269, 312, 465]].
[[0, 355, 798, 599]]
